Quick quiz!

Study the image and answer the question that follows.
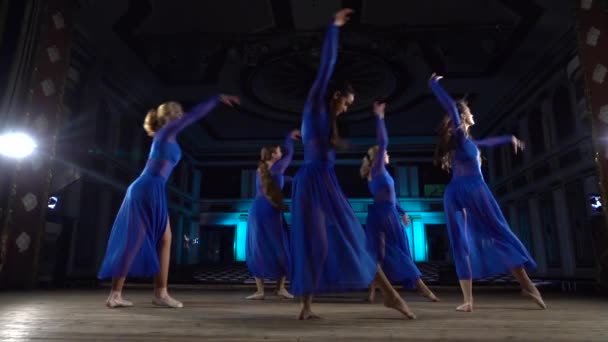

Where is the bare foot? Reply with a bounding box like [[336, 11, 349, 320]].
[[456, 303, 473, 312], [152, 295, 183, 308], [522, 289, 547, 309], [367, 288, 376, 303], [298, 308, 321, 320], [420, 289, 440, 302], [246, 292, 265, 300], [276, 288, 294, 299], [105, 295, 133, 309], [383, 295, 416, 319]]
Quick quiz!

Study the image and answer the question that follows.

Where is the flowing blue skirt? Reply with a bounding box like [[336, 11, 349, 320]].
[[365, 203, 420, 289], [444, 175, 536, 279], [246, 196, 290, 279], [98, 173, 168, 279], [290, 162, 376, 295]]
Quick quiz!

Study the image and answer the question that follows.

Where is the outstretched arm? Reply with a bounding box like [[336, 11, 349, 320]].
[[473, 135, 513, 147], [161, 96, 219, 140], [272, 129, 300, 173], [160, 95, 240, 141], [370, 102, 388, 178], [474, 135, 525, 154]]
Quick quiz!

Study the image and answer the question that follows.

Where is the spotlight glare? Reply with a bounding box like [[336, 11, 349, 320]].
[[48, 196, 58, 210], [0, 132, 37, 158]]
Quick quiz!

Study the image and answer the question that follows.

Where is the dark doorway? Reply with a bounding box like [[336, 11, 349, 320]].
[[198, 225, 235, 264], [38, 216, 75, 287], [425, 224, 451, 262]]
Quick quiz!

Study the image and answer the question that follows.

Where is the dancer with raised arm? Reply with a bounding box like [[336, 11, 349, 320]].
[[361, 101, 439, 304], [245, 129, 301, 300], [98, 94, 240, 308], [290, 8, 415, 320], [429, 74, 545, 312]]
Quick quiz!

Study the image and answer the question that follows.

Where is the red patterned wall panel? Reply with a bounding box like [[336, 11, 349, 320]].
[[0, 0, 75, 289], [576, 0, 608, 288]]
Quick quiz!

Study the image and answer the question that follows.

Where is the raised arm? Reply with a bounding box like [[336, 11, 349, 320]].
[[429, 76, 462, 132], [370, 102, 388, 178], [305, 25, 339, 108], [305, 9, 352, 109], [271, 129, 300, 174]]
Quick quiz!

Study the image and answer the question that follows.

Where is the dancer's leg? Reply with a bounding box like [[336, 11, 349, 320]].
[[298, 294, 320, 320], [456, 279, 473, 312], [106, 277, 133, 308], [111, 277, 126, 292], [152, 223, 183, 308], [511, 266, 546, 309], [276, 276, 294, 299], [367, 281, 377, 303], [416, 278, 439, 302], [246, 277, 266, 300], [105, 218, 147, 309], [374, 266, 416, 319]]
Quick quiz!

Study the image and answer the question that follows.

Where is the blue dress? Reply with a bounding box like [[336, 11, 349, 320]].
[[246, 133, 294, 279], [98, 96, 220, 279], [365, 116, 421, 289], [430, 80, 536, 279], [289, 23, 376, 295]]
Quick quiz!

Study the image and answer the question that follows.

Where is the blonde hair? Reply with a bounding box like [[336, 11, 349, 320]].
[[143, 101, 183, 136], [360, 145, 380, 179]]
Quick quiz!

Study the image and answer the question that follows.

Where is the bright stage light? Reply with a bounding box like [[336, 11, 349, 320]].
[[0, 132, 37, 158], [48, 196, 58, 209]]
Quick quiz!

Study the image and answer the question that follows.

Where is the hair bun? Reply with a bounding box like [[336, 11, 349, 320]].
[[143, 108, 160, 136]]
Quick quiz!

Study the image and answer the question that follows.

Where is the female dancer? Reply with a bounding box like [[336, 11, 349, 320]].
[[98, 94, 240, 308], [245, 129, 300, 300], [290, 8, 415, 320], [360, 101, 438, 303], [429, 74, 546, 312]]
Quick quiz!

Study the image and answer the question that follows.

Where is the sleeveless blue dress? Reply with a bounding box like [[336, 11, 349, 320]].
[[430, 80, 536, 279], [289, 24, 376, 295], [98, 96, 220, 279], [365, 116, 421, 289], [246, 133, 294, 279]]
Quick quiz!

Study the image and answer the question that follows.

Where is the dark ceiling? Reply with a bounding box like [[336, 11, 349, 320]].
[[76, 0, 576, 155]]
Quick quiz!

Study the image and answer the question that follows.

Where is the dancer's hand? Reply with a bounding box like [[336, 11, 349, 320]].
[[290, 129, 302, 140], [512, 136, 525, 154], [373, 101, 386, 119], [334, 8, 354, 27], [402, 214, 410, 227], [219, 94, 240, 107], [429, 73, 443, 86]]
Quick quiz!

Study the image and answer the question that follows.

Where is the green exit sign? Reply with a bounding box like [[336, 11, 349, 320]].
[[424, 184, 446, 197]]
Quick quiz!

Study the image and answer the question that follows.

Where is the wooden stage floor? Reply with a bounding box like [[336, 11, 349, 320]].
[[0, 288, 606, 341]]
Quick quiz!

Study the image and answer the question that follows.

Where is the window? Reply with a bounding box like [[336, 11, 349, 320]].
[[539, 192, 561, 268], [565, 180, 596, 267], [516, 203, 534, 254], [528, 107, 546, 156], [553, 86, 575, 139]]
